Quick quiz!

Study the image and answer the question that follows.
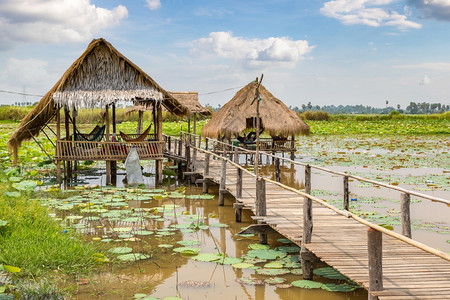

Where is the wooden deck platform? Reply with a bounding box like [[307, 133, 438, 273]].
[[182, 150, 450, 300]]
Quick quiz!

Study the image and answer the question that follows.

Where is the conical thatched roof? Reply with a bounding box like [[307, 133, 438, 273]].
[[202, 81, 309, 139], [8, 38, 189, 150]]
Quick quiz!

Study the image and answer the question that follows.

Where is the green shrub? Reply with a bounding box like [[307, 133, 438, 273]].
[[0, 106, 32, 121], [301, 110, 330, 121]]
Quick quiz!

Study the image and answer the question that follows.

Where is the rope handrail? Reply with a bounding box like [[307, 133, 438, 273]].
[[187, 142, 450, 262], [180, 131, 449, 206]]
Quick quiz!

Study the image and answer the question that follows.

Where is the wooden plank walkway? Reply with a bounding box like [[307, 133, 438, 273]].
[[185, 153, 450, 300]]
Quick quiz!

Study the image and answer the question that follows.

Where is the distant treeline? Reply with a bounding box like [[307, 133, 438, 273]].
[[287, 101, 449, 115]]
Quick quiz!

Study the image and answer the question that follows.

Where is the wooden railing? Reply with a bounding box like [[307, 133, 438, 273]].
[[56, 140, 164, 161]]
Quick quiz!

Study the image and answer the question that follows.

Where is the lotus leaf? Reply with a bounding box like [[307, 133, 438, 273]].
[[177, 240, 200, 246], [290, 269, 303, 276], [231, 262, 255, 269], [173, 247, 201, 255], [291, 280, 327, 289], [134, 230, 154, 236], [65, 215, 83, 220], [256, 268, 290, 276], [8, 176, 22, 182], [5, 192, 20, 198], [0, 220, 7, 227], [113, 227, 133, 232], [109, 247, 133, 254], [118, 234, 134, 239], [218, 257, 242, 265], [264, 277, 287, 285], [192, 253, 223, 262], [209, 223, 229, 228], [276, 246, 301, 253], [122, 217, 141, 223], [158, 244, 173, 248], [263, 262, 284, 269], [313, 267, 348, 280], [116, 253, 149, 261], [236, 277, 263, 285], [284, 262, 301, 269], [12, 180, 38, 191], [277, 238, 292, 244], [235, 233, 255, 238], [246, 249, 286, 260], [323, 283, 360, 292], [248, 244, 270, 250]]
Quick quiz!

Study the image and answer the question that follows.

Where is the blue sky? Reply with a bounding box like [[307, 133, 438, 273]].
[[1, 0, 450, 109]]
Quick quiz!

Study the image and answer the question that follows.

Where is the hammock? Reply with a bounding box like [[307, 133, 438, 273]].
[[120, 124, 152, 142], [75, 125, 105, 142]]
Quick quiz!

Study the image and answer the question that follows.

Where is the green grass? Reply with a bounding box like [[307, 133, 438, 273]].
[[0, 180, 100, 277]]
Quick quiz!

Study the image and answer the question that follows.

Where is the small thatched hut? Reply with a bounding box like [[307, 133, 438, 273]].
[[8, 38, 190, 183], [202, 80, 309, 147]]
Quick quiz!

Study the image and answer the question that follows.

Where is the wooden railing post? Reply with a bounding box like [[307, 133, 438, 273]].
[[256, 176, 267, 244], [301, 164, 313, 279], [218, 158, 227, 206], [205, 137, 209, 151], [185, 134, 191, 171], [368, 228, 383, 300], [235, 168, 243, 222], [275, 157, 281, 182], [192, 135, 197, 163], [401, 193, 412, 238], [202, 152, 210, 193], [344, 176, 349, 210], [168, 136, 171, 153], [178, 133, 182, 156]]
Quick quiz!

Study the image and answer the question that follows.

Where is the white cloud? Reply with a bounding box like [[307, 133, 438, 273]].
[[321, 0, 422, 30], [0, 0, 128, 50], [407, 0, 450, 21], [145, 0, 162, 10], [419, 74, 431, 85], [191, 31, 314, 68]]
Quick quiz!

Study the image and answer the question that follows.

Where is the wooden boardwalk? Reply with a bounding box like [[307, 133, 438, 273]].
[[183, 151, 450, 300]]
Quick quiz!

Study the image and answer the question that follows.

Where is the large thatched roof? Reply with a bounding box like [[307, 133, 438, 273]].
[[8, 38, 189, 150], [202, 81, 309, 139]]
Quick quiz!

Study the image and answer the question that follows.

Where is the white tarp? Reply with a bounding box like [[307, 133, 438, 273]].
[[125, 147, 144, 186]]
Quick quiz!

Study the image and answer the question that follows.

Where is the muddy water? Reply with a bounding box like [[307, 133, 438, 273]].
[[67, 180, 366, 299]]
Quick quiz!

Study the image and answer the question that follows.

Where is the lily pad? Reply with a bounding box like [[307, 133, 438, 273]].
[[276, 245, 301, 253], [116, 253, 149, 261], [236, 277, 264, 285], [192, 253, 223, 262], [246, 249, 286, 260], [232, 262, 255, 269], [177, 240, 200, 246], [248, 244, 270, 250], [291, 280, 327, 289], [218, 257, 242, 265], [134, 230, 154, 236], [256, 268, 291, 276], [173, 247, 201, 255], [12, 180, 37, 191], [263, 262, 284, 269], [313, 267, 348, 280], [323, 283, 360, 292], [109, 247, 133, 254], [264, 277, 287, 285], [185, 194, 215, 200]]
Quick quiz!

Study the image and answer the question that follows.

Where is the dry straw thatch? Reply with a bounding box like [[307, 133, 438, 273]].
[[8, 38, 189, 150], [168, 92, 211, 116], [202, 80, 309, 139]]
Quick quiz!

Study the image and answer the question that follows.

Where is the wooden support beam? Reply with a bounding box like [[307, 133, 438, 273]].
[[368, 228, 383, 300], [218, 158, 226, 206], [290, 135, 295, 160], [64, 108, 72, 180], [192, 135, 197, 166], [401, 193, 412, 238], [344, 176, 349, 211], [305, 164, 311, 194], [202, 152, 210, 193], [275, 157, 281, 183], [56, 108, 61, 185], [156, 102, 163, 183], [302, 165, 313, 280], [105, 105, 111, 185], [137, 110, 143, 134], [236, 168, 242, 199], [256, 176, 267, 244]]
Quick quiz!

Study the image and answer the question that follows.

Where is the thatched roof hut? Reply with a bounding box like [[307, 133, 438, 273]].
[[8, 38, 189, 151], [168, 92, 211, 116], [202, 80, 309, 139]]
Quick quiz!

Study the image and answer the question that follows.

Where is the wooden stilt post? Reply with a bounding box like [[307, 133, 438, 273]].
[[218, 158, 226, 206], [72, 108, 78, 172], [156, 102, 163, 184], [368, 228, 383, 300], [234, 146, 243, 222], [137, 110, 143, 134], [105, 105, 111, 185], [56, 108, 61, 185], [192, 135, 197, 167], [111, 104, 117, 185], [344, 176, 349, 211], [301, 164, 313, 280], [168, 136, 171, 153], [202, 152, 210, 193], [275, 157, 281, 182], [290, 135, 295, 160], [64, 108, 71, 180], [256, 176, 267, 244], [185, 135, 191, 172], [205, 137, 209, 151], [401, 193, 412, 238]]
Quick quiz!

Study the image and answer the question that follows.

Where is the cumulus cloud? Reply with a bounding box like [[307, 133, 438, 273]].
[[191, 32, 314, 68], [145, 0, 161, 10], [419, 74, 431, 85], [407, 0, 450, 21], [0, 0, 128, 50], [321, 0, 422, 30]]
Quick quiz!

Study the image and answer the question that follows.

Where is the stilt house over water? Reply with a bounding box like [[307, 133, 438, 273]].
[[8, 38, 190, 183]]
